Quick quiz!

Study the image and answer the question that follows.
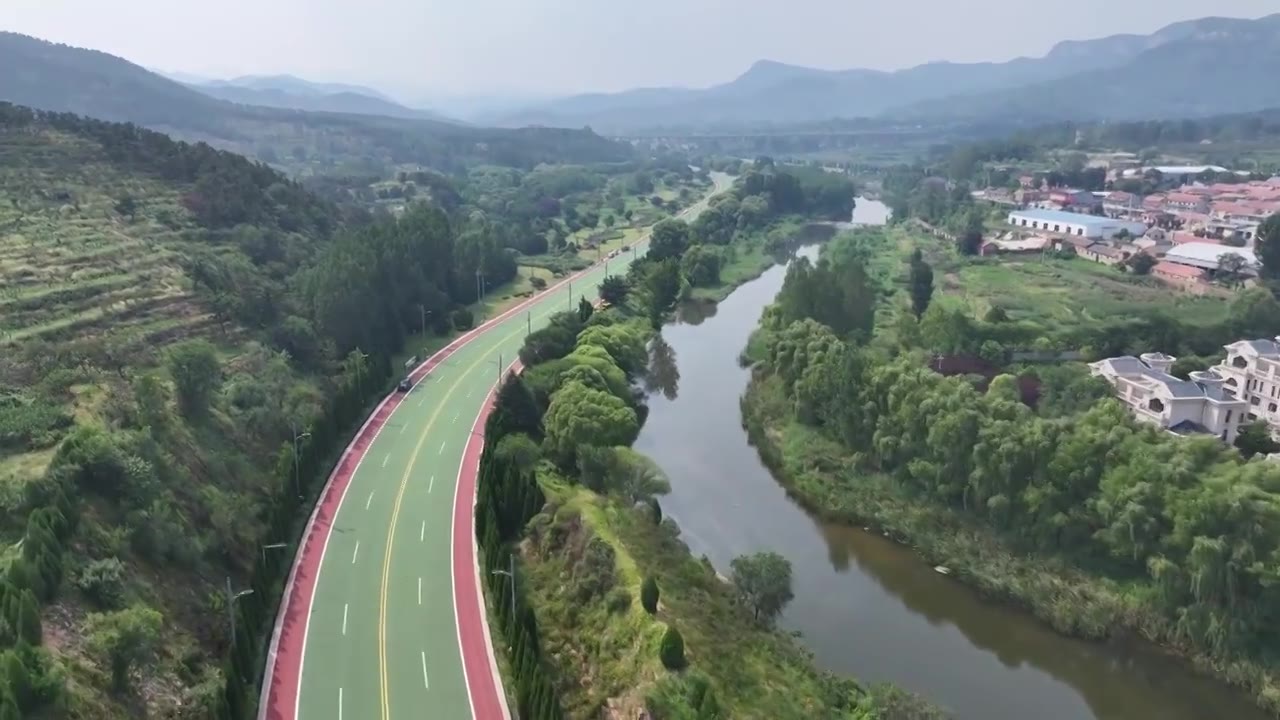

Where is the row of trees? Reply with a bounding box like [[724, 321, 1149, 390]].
[[754, 238, 1280, 674]]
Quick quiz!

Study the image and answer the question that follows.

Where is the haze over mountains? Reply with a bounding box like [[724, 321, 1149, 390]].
[[180, 73, 456, 122], [0, 32, 628, 172], [487, 13, 1280, 133]]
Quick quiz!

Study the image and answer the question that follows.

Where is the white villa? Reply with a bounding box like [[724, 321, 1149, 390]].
[[1211, 338, 1280, 430], [1089, 352, 1247, 443]]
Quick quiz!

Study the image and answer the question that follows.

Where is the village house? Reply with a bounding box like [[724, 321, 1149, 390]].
[[1090, 353, 1247, 443], [1078, 243, 1127, 266], [1165, 192, 1211, 214], [1048, 188, 1100, 209], [1151, 260, 1210, 293]]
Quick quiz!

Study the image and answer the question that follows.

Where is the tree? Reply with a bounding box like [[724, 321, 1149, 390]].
[[659, 625, 686, 670], [86, 605, 164, 693], [1257, 213, 1280, 283], [16, 591, 40, 645], [577, 297, 594, 324], [543, 381, 639, 466], [680, 245, 722, 287], [1217, 252, 1248, 288], [166, 340, 222, 418], [729, 552, 794, 625], [599, 275, 630, 306], [959, 230, 983, 256], [908, 249, 934, 319], [643, 259, 683, 326], [649, 219, 691, 261], [1, 652, 30, 713], [1128, 253, 1157, 275], [641, 576, 660, 614], [1235, 422, 1280, 459], [113, 195, 138, 221], [1228, 286, 1280, 338]]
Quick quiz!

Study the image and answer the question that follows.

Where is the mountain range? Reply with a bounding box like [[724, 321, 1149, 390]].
[[0, 32, 629, 171], [488, 13, 1280, 133], [181, 74, 456, 122]]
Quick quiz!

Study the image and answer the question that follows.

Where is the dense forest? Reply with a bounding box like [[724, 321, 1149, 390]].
[[745, 231, 1280, 714]]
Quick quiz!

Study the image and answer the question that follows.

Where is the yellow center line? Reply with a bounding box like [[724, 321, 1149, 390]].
[[375, 291, 594, 718]]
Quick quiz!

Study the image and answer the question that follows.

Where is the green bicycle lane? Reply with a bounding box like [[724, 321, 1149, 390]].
[[294, 171, 732, 720], [296, 251, 648, 720]]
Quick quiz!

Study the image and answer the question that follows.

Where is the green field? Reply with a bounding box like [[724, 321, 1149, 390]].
[[883, 224, 1231, 338]]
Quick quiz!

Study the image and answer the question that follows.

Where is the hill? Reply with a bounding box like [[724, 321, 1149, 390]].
[[211, 73, 398, 102], [490, 13, 1278, 133], [0, 33, 630, 174], [190, 75, 456, 123], [0, 99, 575, 717], [894, 13, 1280, 122]]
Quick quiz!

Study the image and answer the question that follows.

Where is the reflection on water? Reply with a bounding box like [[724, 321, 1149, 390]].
[[632, 198, 1267, 720], [643, 335, 680, 401]]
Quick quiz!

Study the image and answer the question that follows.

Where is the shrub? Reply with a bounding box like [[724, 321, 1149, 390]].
[[659, 625, 686, 670], [606, 588, 631, 614], [452, 308, 475, 330], [641, 576, 660, 614], [77, 557, 126, 609], [530, 276, 548, 290]]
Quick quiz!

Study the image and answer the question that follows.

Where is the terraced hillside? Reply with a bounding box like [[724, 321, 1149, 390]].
[[0, 130, 211, 349], [0, 103, 347, 718]]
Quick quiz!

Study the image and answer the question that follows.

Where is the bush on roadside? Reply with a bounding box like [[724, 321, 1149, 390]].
[[660, 625, 686, 670], [451, 308, 474, 330], [641, 576, 660, 614]]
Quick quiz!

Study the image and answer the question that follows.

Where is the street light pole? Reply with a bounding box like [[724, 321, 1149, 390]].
[[261, 542, 287, 565], [225, 577, 254, 647], [290, 424, 311, 499], [491, 554, 516, 627]]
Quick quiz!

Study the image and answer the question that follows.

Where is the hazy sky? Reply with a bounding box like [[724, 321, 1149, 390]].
[[6, 0, 1275, 101]]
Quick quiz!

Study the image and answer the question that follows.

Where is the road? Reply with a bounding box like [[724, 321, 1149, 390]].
[[259, 171, 732, 720]]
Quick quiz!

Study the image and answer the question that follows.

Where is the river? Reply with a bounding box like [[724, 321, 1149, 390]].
[[632, 198, 1265, 720]]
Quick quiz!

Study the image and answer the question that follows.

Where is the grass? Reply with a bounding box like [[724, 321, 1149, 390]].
[[522, 471, 911, 719], [690, 241, 774, 302], [883, 223, 1231, 339]]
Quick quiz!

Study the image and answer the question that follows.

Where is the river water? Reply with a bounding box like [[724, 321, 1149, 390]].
[[632, 198, 1265, 720]]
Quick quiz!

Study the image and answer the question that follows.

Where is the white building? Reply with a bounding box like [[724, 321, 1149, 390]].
[[1163, 242, 1260, 274], [1211, 338, 1280, 432], [1089, 353, 1247, 443], [1007, 209, 1147, 240]]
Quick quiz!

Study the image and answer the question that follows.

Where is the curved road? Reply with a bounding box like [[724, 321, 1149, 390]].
[[259, 172, 732, 720]]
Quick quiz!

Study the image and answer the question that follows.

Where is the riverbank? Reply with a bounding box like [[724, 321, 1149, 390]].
[[502, 302, 940, 718], [740, 371, 1280, 717]]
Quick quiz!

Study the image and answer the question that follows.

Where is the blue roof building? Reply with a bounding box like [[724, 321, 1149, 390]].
[[1006, 209, 1147, 240]]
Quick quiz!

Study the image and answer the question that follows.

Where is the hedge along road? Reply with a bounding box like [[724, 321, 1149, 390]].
[[259, 171, 734, 720]]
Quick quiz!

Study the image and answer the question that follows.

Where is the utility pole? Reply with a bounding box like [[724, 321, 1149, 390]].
[[526, 311, 531, 336], [567, 281, 572, 309]]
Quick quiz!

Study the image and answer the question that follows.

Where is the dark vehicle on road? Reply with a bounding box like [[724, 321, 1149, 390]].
[[396, 377, 413, 392]]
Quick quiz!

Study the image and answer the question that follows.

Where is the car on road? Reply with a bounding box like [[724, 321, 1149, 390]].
[[396, 377, 413, 393]]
